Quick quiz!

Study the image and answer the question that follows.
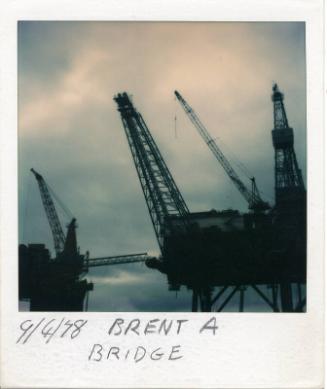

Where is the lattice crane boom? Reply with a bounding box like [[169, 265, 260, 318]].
[[114, 92, 190, 253], [31, 168, 66, 255], [174, 91, 269, 211], [85, 252, 150, 269]]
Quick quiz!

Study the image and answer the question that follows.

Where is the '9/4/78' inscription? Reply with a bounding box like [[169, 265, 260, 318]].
[[16, 318, 88, 344]]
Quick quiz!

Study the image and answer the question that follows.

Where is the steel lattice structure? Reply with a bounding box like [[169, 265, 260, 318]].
[[271, 84, 305, 206], [175, 91, 269, 211], [31, 168, 66, 255], [114, 92, 190, 253], [85, 253, 149, 268]]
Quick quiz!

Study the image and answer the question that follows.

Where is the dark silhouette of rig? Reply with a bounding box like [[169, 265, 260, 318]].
[[19, 169, 150, 311], [114, 84, 306, 312], [19, 85, 305, 312]]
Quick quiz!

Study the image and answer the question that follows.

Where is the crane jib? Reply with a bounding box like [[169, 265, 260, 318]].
[[30, 168, 67, 255], [114, 92, 190, 253], [174, 91, 269, 211]]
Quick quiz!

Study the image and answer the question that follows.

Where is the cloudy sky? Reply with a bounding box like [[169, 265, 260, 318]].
[[18, 22, 306, 311]]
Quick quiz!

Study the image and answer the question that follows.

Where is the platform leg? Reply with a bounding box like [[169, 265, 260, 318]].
[[280, 282, 293, 312], [239, 286, 245, 312], [271, 284, 279, 312], [192, 290, 198, 312]]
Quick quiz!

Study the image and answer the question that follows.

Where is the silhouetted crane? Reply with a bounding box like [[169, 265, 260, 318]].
[[114, 89, 306, 313], [174, 91, 270, 212], [21, 168, 151, 311], [30, 167, 150, 268], [30, 168, 67, 255], [113, 92, 190, 254]]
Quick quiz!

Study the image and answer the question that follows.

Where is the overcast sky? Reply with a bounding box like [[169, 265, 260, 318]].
[[18, 22, 306, 311]]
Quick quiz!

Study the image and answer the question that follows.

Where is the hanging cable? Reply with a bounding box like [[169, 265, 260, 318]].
[[174, 95, 178, 139], [47, 182, 74, 220], [214, 135, 253, 179], [255, 188, 274, 203]]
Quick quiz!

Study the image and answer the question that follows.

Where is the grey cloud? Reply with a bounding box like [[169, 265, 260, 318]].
[[19, 22, 306, 311]]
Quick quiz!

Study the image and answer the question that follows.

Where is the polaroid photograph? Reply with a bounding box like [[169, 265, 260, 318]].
[[0, 0, 324, 388]]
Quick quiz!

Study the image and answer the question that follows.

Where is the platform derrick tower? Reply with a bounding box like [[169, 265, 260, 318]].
[[271, 83, 305, 217], [271, 84, 306, 312], [115, 92, 298, 313]]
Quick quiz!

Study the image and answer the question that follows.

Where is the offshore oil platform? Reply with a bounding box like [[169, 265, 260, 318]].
[[19, 170, 150, 310], [114, 84, 306, 312], [19, 84, 306, 312]]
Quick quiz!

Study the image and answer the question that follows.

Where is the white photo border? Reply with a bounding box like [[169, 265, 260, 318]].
[[0, 0, 324, 388]]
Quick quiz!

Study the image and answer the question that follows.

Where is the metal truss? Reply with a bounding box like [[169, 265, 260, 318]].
[[271, 84, 305, 204], [85, 253, 149, 269], [191, 283, 306, 312], [114, 92, 189, 253]]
